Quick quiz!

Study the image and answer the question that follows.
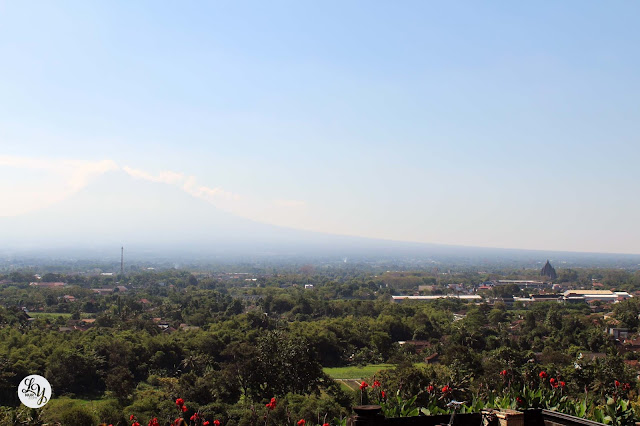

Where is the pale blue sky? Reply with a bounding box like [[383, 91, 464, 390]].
[[1, 1, 639, 253]]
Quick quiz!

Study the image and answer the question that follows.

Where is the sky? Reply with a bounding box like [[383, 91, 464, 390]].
[[1, 1, 639, 254]]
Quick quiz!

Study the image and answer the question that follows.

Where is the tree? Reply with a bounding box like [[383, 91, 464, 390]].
[[45, 348, 104, 395], [0, 357, 18, 405], [222, 342, 260, 400], [105, 366, 135, 401], [252, 330, 326, 399], [613, 299, 640, 331]]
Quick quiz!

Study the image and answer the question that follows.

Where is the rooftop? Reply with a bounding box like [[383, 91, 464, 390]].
[[391, 295, 482, 301], [564, 290, 614, 295]]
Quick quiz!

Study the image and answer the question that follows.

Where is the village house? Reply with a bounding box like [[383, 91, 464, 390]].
[[29, 281, 65, 288]]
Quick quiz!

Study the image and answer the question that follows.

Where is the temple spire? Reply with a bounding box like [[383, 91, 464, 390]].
[[541, 260, 557, 280]]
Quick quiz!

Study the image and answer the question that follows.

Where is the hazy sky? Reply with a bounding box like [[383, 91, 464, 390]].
[[1, 1, 639, 254]]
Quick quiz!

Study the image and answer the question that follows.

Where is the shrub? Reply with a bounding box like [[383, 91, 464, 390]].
[[40, 398, 98, 425]]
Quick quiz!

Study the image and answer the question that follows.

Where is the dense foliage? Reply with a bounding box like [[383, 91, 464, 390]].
[[1, 266, 640, 425]]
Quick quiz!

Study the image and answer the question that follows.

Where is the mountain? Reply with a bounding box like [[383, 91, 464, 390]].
[[1, 170, 329, 250], [0, 170, 428, 256], [2, 170, 640, 267]]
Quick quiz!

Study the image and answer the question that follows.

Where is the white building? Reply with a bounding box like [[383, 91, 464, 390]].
[[563, 290, 632, 303]]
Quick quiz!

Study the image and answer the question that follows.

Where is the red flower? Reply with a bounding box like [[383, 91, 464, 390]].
[[539, 371, 548, 379], [516, 396, 524, 405], [360, 381, 368, 390], [373, 380, 381, 388], [148, 419, 160, 426], [297, 420, 306, 426], [130, 415, 136, 421], [615, 380, 621, 387], [181, 405, 188, 413], [559, 381, 566, 388], [214, 421, 221, 426], [323, 424, 330, 426], [176, 398, 185, 407], [550, 378, 558, 387], [132, 423, 141, 426], [623, 383, 631, 391], [173, 419, 182, 426], [381, 390, 386, 399], [442, 385, 450, 393], [500, 370, 507, 376], [266, 397, 277, 410], [426, 385, 435, 393], [203, 422, 210, 426]]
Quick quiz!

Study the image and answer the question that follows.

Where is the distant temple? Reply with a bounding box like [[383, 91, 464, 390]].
[[540, 260, 557, 280]]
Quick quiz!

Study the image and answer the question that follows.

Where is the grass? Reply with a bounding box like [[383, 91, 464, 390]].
[[324, 364, 395, 380], [46, 396, 113, 407], [27, 312, 73, 319], [336, 379, 364, 392], [27, 312, 93, 319], [325, 363, 431, 391], [39, 396, 121, 424]]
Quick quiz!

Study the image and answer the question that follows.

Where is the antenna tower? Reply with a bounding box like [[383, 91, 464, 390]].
[[120, 246, 124, 276]]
